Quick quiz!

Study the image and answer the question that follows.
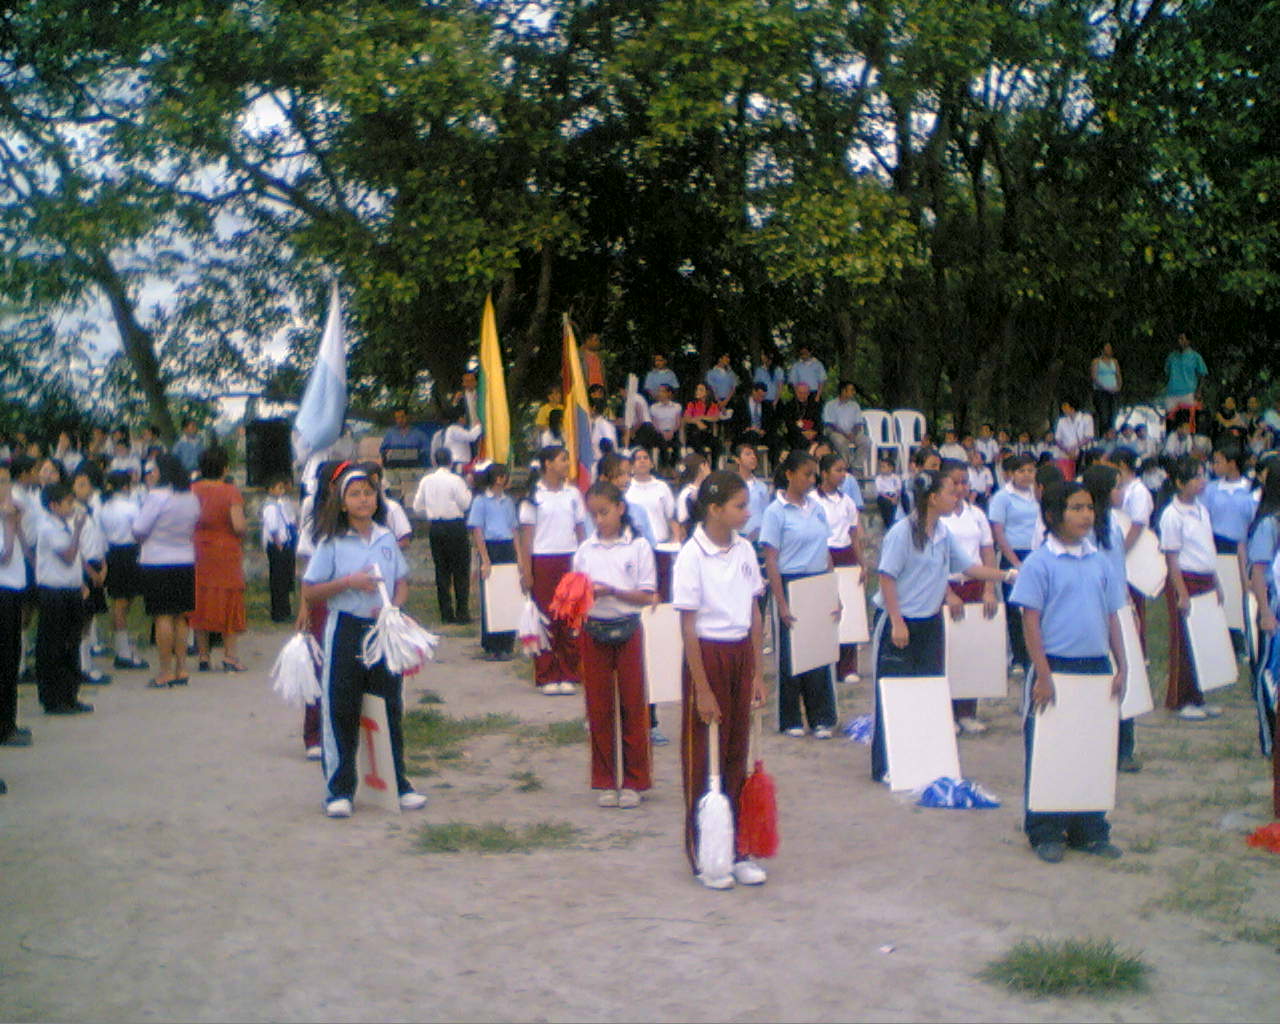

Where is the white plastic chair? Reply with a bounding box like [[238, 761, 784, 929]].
[[861, 409, 895, 474], [892, 409, 927, 471]]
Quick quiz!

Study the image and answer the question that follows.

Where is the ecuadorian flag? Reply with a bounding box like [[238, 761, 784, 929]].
[[560, 314, 593, 492], [476, 294, 510, 464], [292, 280, 346, 465]]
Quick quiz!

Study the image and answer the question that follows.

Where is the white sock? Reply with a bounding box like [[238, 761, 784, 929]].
[[80, 638, 92, 674], [115, 630, 132, 659], [89, 618, 100, 648]]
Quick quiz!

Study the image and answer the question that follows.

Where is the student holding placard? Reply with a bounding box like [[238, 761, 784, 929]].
[[871, 470, 1013, 782], [989, 453, 1039, 674], [939, 458, 998, 734], [1111, 446, 1154, 644], [517, 446, 587, 695], [301, 465, 427, 819], [572, 481, 658, 808], [1245, 463, 1280, 816], [761, 451, 837, 738], [1011, 480, 1127, 863], [1083, 464, 1143, 773], [1204, 443, 1255, 652], [1159, 455, 1224, 720], [672, 471, 767, 889], [468, 463, 518, 661], [815, 453, 864, 684]]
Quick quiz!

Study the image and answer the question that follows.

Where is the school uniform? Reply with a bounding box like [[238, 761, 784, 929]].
[[967, 465, 994, 510], [1121, 477, 1154, 643], [742, 475, 771, 544], [467, 491, 518, 657], [672, 525, 765, 872], [35, 513, 86, 713], [1159, 497, 1218, 710], [760, 493, 836, 733], [519, 482, 586, 689], [77, 505, 108, 676], [1010, 535, 1123, 852], [988, 483, 1040, 671], [262, 496, 300, 623], [874, 473, 902, 527], [572, 530, 656, 792], [1098, 518, 1140, 764], [0, 517, 26, 740], [98, 493, 143, 601], [295, 497, 326, 753], [1204, 477, 1256, 652], [1246, 516, 1280, 817], [942, 501, 996, 720], [303, 523, 415, 805], [134, 487, 201, 616], [870, 517, 972, 781], [413, 467, 473, 623], [626, 477, 677, 599], [816, 487, 861, 681]]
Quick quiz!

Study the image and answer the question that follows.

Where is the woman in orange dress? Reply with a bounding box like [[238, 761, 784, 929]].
[[191, 447, 248, 671]]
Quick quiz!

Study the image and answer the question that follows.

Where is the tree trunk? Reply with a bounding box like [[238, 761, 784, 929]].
[[510, 241, 555, 405]]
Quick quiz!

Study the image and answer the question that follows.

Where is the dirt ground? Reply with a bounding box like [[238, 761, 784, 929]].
[[2, 591, 1279, 1022]]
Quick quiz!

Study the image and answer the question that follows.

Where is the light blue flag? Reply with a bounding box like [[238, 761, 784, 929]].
[[293, 281, 347, 464]]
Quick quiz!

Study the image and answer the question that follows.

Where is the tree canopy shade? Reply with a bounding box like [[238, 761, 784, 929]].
[[0, 0, 1275, 437]]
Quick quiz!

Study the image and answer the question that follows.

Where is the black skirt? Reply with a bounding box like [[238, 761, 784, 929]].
[[141, 563, 195, 616], [106, 544, 143, 600]]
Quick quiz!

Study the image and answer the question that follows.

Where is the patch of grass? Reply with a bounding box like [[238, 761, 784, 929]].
[[417, 689, 445, 705], [981, 938, 1150, 998], [520, 719, 589, 746], [510, 770, 543, 792], [1128, 834, 1160, 855], [1234, 920, 1280, 948], [414, 820, 579, 854], [1158, 861, 1252, 921], [402, 708, 519, 750]]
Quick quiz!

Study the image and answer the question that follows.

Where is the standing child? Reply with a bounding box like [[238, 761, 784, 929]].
[[815, 453, 864, 685], [674, 453, 710, 537], [672, 471, 767, 889], [1111, 446, 1154, 646], [989, 453, 1040, 674], [0, 484, 29, 745], [468, 463, 518, 660], [573, 480, 658, 808], [873, 455, 902, 528], [71, 468, 110, 687], [1203, 443, 1255, 654], [1160, 455, 1224, 720], [97, 471, 148, 670], [300, 466, 427, 818], [517, 446, 587, 695], [871, 470, 1011, 782], [1010, 481, 1127, 863], [34, 483, 92, 715], [261, 474, 299, 624], [625, 448, 678, 598], [966, 447, 994, 511], [1246, 462, 1280, 819]]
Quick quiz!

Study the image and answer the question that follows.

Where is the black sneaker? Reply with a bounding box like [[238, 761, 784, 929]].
[[1, 728, 32, 747], [113, 655, 150, 671], [70, 701, 94, 713], [1034, 841, 1066, 863]]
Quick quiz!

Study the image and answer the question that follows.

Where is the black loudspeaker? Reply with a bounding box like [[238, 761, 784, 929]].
[[245, 418, 292, 488]]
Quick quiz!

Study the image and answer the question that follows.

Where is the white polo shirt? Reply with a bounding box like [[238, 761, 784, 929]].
[[649, 400, 681, 434], [814, 489, 858, 548], [1160, 497, 1217, 574], [571, 530, 656, 619], [412, 469, 472, 522], [0, 519, 26, 589], [942, 501, 994, 581], [36, 514, 82, 588], [1121, 477, 1153, 529], [518, 482, 585, 555], [671, 526, 765, 641], [675, 483, 698, 525], [97, 494, 140, 547], [626, 477, 676, 543]]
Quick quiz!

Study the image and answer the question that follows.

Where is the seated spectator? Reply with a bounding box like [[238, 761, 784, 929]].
[[648, 384, 683, 467], [682, 382, 722, 463], [380, 407, 431, 468], [821, 380, 869, 475], [642, 353, 679, 401], [778, 381, 821, 450]]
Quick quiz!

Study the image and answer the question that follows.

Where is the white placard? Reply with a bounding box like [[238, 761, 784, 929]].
[[1247, 590, 1261, 663], [835, 566, 870, 644], [1187, 592, 1238, 692], [878, 676, 961, 793], [641, 603, 684, 704], [356, 694, 401, 814], [1027, 674, 1119, 812], [482, 563, 524, 633], [1125, 528, 1166, 598], [785, 573, 840, 675], [1217, 554, 1245, 632], [1117, 604, 1154, 719], [944, 602, 1009, 700]]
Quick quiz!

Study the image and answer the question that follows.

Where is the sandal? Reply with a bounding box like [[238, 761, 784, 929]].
[[169, 676, 189, 687], [222, 660, 247, 673], [146, 678, 171, 689]]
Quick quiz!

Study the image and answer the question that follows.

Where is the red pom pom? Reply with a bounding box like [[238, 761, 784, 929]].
[[1246, 822, 1280, 854], [736, 759, 779, 859], [549, 572, 595, 631]]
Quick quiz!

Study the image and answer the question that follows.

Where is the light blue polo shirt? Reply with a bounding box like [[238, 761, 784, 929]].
[[1203, 478, 1257, 543], [303, 523, 409, 618], [988, 485, 1040, 550], [705, 366, 738, 403], [1101, 518, 1129, 612], [759, 494, 830, 574], [585, 499, 657, 549], [1247, 516, 1278, 568], [743, 477, 771, 539], [873, 517, 971, 617], [788, 358, 826, 393], [643, 367, 679, 398], [466, 492, 518, 542], [752, 365, 784, 402], [839, 475, 865, 509], [1010, 535, 1122, 658]]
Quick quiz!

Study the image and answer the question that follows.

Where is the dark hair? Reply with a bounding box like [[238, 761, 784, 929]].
[[1081, 464, 1119, 548], [1110, 446, 1139, 472], [546, 408, 564, 436], [585, 479, 634, 537], [877, 451, 897, 469], [818, 452, 846, 479], [678, 452, 706, 488], [1004, 452, 1034, 476], [9, 454, 35, 479], [473, 463, 509, 492], [1171, 454, 1201, 486], [939, 457, 966, 478], [198, 446, 229, 481], [597, 451, 628, 483], [773, 449, 816, 492], [72, 460, 103, 492], [911, 446, 938, 470], [155, 453, 190, 491], [313, 470, 386, 541], [838, 379, 854, 393], [1041, 480, 1088, 534], [908, 469, 947, 550], [103, 469, 133, 496], [1248, 457, 1280, 539], [433, 448, 453, 468], [521, 445, 567, 511], [181, 418, 198, 430], [41, 481, 73, 509], [267, 472, 293, 490], [1035, 463, 1065, 491], [693, 470, 747, 525], [1214, 443, 1243, 470], [734, 441, 758, 458]]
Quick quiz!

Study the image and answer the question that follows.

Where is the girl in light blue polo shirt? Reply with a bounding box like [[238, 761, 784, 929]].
[[989, 452, 1040, 673], [1010, 481, 1127, 863], [1245, 458, 1280, 816], [760, 451, 836, 738], [870, 470, 1010, 782], [468, 463, 518, 661], [302, 467, 426, 819]]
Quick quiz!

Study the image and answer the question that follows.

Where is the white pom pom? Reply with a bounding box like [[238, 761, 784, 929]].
[[517, 598, 551, 657], [270, 632, 322, 707], [360, 606, 439, 677]]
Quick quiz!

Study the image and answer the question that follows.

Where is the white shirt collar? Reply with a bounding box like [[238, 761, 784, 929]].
[[692, 524, 736, 556], [1044, 533, 1097, 558], [584, 527, 635, 549], [343, 522, 392, 544]]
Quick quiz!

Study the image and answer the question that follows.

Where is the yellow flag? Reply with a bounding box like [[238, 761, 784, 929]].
[[477, 294, 510, 464]]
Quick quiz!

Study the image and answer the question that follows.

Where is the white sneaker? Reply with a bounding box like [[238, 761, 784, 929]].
[[784, 727, 806, 738], [957, 716, 987, 735], [597, 790, 619, 807], [325, 798, 353, 818], [618, 788, 641, 809], [733, 859, 767, 885], [305, 746, 322, 761], [1202, 705, 1224, 718], [399, 792, 428, 811], [554, 681, 578, 695], [540, 684, 560, 696], [697, 872, 734, 890], [842, 672, 861, 684], [1178, 705, 1208, 721], [813, 726, 833, 740]]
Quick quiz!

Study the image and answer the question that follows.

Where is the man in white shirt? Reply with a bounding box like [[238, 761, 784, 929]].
[[412, 450, 473, 624], [647, 385, 683, 467], [822, 380, 870, 475]]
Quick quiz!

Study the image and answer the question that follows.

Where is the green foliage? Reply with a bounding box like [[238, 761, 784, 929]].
[[981, 938, 1150, 998], [401, 708, 519, 751], [520, 718, 589, 747], [413, 820, 578, 854]]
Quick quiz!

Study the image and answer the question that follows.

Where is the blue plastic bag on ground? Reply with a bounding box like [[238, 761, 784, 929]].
[[843, 714, 873, 745], [915, 777, 1000, 809]]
